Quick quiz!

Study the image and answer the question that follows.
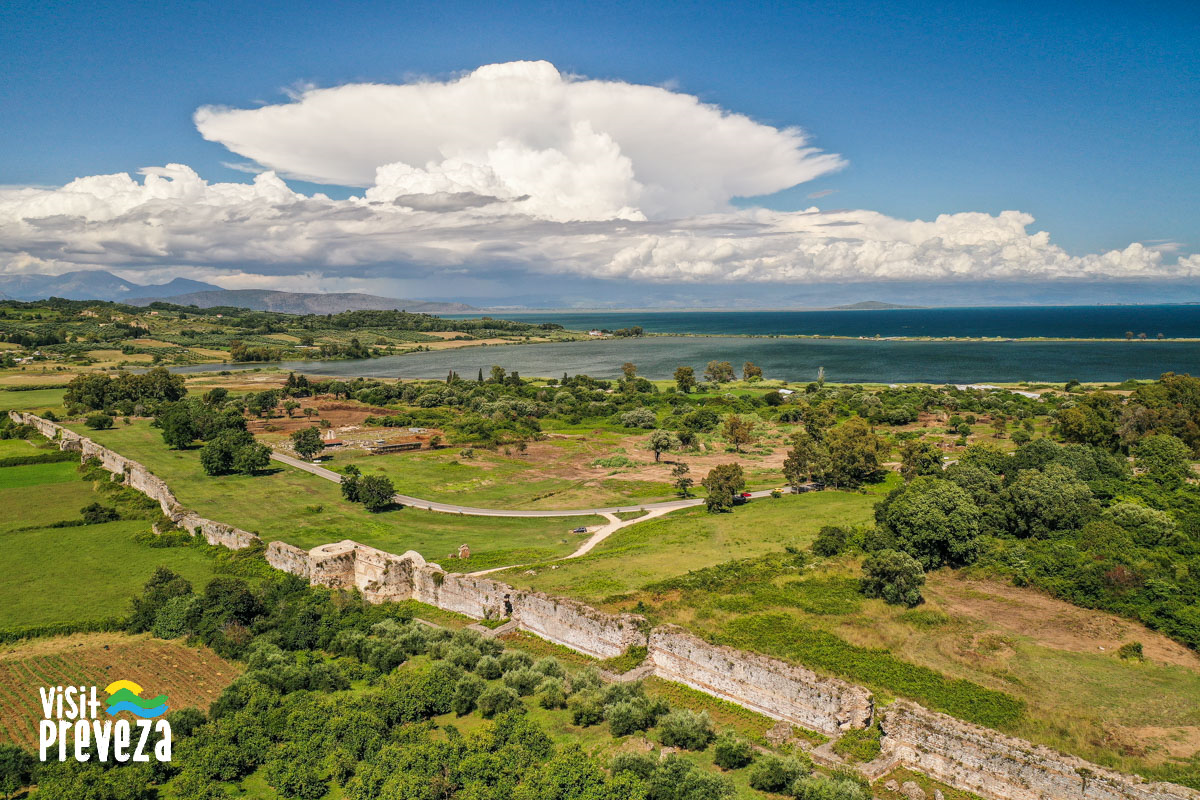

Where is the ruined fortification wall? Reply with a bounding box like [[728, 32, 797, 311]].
[[880, 700, 1198, 800], [649, 626, 871, 734], [265, 541, 312, 579], [9, 411, 260, 550], [513, 592, 646, 659], [413, 569, 512, 619]]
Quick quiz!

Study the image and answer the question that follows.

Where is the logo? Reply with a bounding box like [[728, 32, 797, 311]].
[[104, 680, 169, 718], [38, 680, 172, 763]]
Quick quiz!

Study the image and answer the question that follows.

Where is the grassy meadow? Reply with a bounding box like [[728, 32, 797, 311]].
[[0, 460, 227, 629], [69, 419, 603, 569]]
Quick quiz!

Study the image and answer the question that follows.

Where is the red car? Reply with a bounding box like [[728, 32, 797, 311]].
[[740, 492, 753, 498]]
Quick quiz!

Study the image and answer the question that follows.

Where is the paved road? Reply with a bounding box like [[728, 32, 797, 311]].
[[270, 451, 777, 517]]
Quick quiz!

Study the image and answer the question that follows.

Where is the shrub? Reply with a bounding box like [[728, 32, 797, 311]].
[[860, 549, 926, 607], [569, 691, 605, 727], [84, 413, 114, 430], [537, 678, 567, 709], [620, 408, 657, 429], [503, 667, 543, 696], [80, 502, 120, 525], [747, 753, 812, 792], [830, 721, 882, 762], [812, 525, 851, 557], [712, 732, 755, 769], [476, 685, 520, 718], [499, 651, 534, 673], [533, 657, 564, 678], [790, 773, 869, 800], [610, 752, 657, 779], [1117, 641, 1145, 661], [657, 709, 715, 750]]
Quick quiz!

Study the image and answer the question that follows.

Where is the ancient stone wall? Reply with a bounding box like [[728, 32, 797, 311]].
[[880, 700, 1199, 800], [265, 541, 312, 579], [8, 411, 260, 550], [413, 569, 512, 620], [649, 626, 872, 735], [513, 592, 646, 659]]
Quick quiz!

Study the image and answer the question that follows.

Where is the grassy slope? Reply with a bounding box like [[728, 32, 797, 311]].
[[69, 420, 602, 569], [0, 386, 66, 415], [0, 461, 225, 627], [499, 492, 877, 601]]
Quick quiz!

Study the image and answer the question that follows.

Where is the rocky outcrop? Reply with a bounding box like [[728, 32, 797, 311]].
[[880, 701, 1198, 800], [8, 411, 260, 550], [649, 625, 872, 734]]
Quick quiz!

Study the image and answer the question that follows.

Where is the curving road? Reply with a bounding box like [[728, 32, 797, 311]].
[[270, 451, 777, 517]]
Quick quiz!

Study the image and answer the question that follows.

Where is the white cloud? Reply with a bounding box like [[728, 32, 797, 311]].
[[194, 60, 843, 222], [1, 61, 1195, 292]]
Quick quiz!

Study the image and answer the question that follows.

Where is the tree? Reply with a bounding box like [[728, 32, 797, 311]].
[[232, 439, 271, 474], [620, 408, 657, 429], [704, 360, 735, 384], [899, 438, 942, 481], [247, 390, 279, 418], [200, 429, 269, 476], [1006, 463, 1098, 538], [489, 365, 507, 383], [621, 362, 637, 380], [341, 464, 361, 502], [782, 432, 826, 487], [1134, 434, 1194, 487], [674, 366, 696, 394], [701, 463, 745, 512], [158, 403, 197, 449], [819, 417, 885, 487], [1055, 391, 1122, 450], [648, 429, 681, 462], [713, 733, 755, 769], [991, 415, 1008, 439], [742, 362, 763, 381], [291, 426, 324, 460], [875, 476, 981, 568], [84, 412, 114, 430], [303, 407, 317, 419], [860, 549, 926, 607], [722, 415, 755, 453], [658, 710, 715, 750], [671, 463, 694, 497], [0, 742, 36, 799], [358, 475, 396, 512], [283, 400, 300, 418]]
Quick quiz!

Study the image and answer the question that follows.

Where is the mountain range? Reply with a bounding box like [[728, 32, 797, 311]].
[[0, 270, 476, 314]]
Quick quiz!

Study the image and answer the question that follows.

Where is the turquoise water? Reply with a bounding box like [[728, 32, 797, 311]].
[[176, 336, 1200, 383], [446, 305, 1200, 339]]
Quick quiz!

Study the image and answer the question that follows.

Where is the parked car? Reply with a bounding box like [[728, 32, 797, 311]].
[[740, 491, 753, 498], [571, 527, 588, 533], [732, 495, 749, 505]]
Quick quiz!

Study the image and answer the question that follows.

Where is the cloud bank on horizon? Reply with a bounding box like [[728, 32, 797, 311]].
[[1, 60, 1196, 292]]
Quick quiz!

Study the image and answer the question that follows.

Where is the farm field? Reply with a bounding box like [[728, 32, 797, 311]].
[[67, 420, 604, 569], [0, 386, 67, 414], [0, 633, 241, 748]]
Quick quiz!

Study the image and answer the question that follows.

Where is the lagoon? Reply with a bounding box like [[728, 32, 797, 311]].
[[175, 336, 1200, 384]]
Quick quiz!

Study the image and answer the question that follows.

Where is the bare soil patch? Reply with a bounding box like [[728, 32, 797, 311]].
[[927, 573, 1200, 669]]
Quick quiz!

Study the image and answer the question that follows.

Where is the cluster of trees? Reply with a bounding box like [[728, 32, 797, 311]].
[[340, 465, 397, 512], [22, 567, 824, 800], [782, 417, 887, 489], [228, 340, 279, 362], [64, 367, 186, 414]]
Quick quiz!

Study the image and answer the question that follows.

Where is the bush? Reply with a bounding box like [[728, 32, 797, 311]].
[[533, 657, 564, 678], [499, 650, 534, 673], [476, 685, 520, 718], [747, 753, 812, 792], [80, 502, 120, 525], [503, 667, 543, 696], [1117, 641, 1145, 661], [610, 752, 658, 779], [860, 549, 926, 607], [712, 732, 755, 769], [569, 691, 605, 727], [537, 678, 567, 709], [84, 413, 114, 430], [790, 773, 869, 800], [657, 709, 715, 750], [830, 721, 881, 762], [446, 645, 482, 671], [812, 525, 851, 557]]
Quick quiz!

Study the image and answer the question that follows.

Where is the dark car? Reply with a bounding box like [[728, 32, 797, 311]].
[[732, 495, 749, 505], [571, 527, 588, 533]]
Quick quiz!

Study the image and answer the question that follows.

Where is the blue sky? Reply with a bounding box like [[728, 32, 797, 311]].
[[1, 0, 1198, 305]]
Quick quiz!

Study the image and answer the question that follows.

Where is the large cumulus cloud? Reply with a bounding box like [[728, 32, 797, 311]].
[[1, 61, 1196, 290]]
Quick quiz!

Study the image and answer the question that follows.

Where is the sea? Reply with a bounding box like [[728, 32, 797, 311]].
[[172, 306, 1200, 385]]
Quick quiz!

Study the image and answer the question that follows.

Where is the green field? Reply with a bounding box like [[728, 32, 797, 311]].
[[69, 420, 603, 569], [499, 491, 877, 601], [0, 461, 225, 628], [0, 386, 66, 414]]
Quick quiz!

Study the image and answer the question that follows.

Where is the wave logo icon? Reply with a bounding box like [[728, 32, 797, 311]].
[[103, 680, 169, 719]]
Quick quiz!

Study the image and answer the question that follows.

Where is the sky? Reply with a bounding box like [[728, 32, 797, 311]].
[[1, 0, 1198, 307]]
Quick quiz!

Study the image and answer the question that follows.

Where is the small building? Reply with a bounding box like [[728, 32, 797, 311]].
[[366, 441, 421, 454]]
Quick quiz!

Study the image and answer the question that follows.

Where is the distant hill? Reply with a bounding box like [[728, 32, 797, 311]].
[[131, 289, 477, 315], [0, 270, 222, 302], [828, 300, 925, 310]]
